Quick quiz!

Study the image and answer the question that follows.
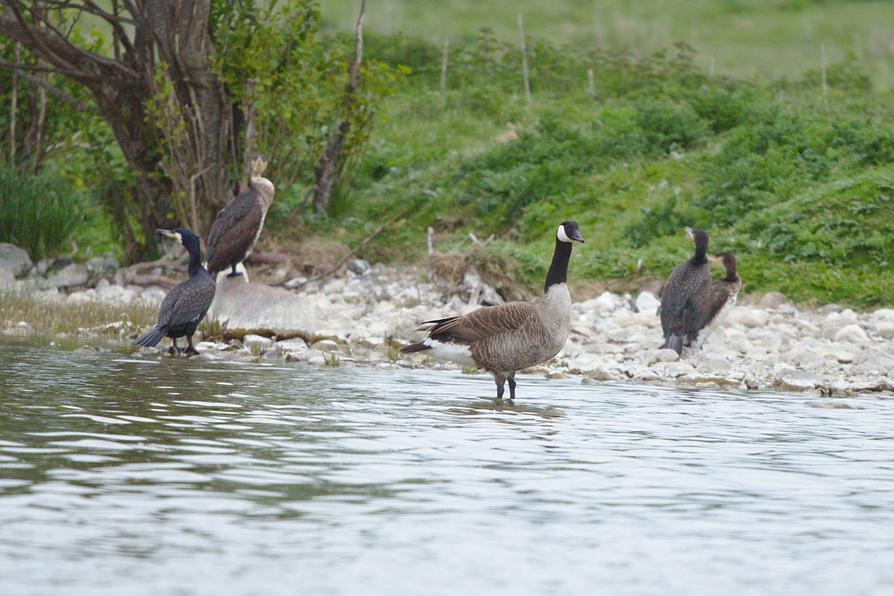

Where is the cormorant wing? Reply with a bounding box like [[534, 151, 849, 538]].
[[660, 262, 696, 317], [205, 189, 264, 272], [157, 276, 216, 329], [682, 274, 714, 333], [703, 280, 738, 327]]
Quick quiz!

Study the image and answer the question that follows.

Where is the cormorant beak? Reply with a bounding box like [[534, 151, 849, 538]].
[[252, 155, 269, 176], [684, 226, 694, 240], [709, 255, 723, 266], [156, 228, 182, 244]]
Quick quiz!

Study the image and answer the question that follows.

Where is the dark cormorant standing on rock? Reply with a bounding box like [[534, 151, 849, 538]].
[[205, 155, 275, 282], [400, 221, 585, 400], [697, 252, 742, 344], [134, 228, 216, 356], [659, 227, 712, 354]]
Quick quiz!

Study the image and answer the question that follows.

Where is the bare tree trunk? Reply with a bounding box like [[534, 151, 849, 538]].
[[0, 0, 236, 261], [440, 37, 449, 93], [241, 79, 257, 191], [32, 56, 47, 173], [310, 0, 366, 214], [9, 42, 18, 165], [518, 13, 531, 106]]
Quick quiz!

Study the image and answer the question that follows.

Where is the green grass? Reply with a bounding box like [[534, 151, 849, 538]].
[[0, 166, 88, 261], [8, 1, 894, 308], [323, 0, 894, 88], [0, 291, 156, 336], [295, 29, 894, 307]]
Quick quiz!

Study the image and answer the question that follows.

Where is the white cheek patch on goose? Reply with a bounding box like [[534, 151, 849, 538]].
[[557, 225, 572, 243], [175, 233, 182, 245]]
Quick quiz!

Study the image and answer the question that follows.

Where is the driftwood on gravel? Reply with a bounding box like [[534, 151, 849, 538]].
[[246, 251, 291, 266], [126, 253, 187, 275], [121, 273, 178, 289]]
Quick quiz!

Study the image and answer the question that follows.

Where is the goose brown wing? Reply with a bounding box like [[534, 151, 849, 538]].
[[423, 302, 536, 345], [158, 275, 216, 329], [205, 189, 263, 273]]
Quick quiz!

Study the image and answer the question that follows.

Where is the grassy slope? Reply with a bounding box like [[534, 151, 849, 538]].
[[323, 0, 894, 88], [291, 19, 894, 306]]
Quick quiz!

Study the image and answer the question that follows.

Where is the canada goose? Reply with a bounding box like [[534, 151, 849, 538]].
[[401, 221, 585, 400], [134, 228, 216, 356], [205, 155, 275, 282], [659, 227, 712, 354]]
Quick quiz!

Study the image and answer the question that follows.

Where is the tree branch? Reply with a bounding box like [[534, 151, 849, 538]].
[[286, 207, 407, 290], [0, 61, 91, 110], [0, 1, 139, 83]]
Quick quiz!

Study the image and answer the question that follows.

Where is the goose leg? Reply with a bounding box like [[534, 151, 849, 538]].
[[185, 334, 199, 357], [507, 374, 517, 400], [493, 373, 506, 400]]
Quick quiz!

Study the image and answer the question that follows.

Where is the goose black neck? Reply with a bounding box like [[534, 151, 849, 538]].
[[544, 238, 573, 293]]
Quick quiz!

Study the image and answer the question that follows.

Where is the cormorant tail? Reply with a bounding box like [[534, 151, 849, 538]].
[[662, 334, 684, 355], [400, 341, 432, 354], [134, 326, 166, 348]]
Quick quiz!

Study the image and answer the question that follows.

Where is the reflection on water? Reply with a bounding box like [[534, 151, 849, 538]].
[[1, 335, 894, 595]]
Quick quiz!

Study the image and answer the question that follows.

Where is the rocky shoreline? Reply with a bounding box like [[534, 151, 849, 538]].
[[3, 241, 894, 396]]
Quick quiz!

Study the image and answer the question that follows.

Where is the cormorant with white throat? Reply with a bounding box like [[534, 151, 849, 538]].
[[134, 228, 216, 356]]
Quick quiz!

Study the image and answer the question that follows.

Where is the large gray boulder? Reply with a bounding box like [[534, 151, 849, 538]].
[[38, 263, 88, 290], [208, 276, 317, 340], [0, 243, 32, 278]]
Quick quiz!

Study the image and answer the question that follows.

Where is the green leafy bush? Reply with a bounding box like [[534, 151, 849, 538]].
[[695, 112, 894, 227]]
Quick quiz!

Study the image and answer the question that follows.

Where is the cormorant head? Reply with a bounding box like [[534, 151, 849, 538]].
[[156, 227, 200, 253], [557, 221, 585, 243], [250, 154, 269, 177], [711, 252, 737, 277]]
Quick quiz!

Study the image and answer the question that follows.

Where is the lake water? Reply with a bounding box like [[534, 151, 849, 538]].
[[1, 335, 893, 595]]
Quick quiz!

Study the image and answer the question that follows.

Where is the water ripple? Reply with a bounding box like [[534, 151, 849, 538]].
[[1, 335, 894, 595]]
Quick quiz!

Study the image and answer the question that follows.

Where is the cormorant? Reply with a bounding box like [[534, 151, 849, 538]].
[[205, 155, 275, 281], [697, 251, 742, 344], [401, 221, 585, 400], [134, 228, 216, 356], [659, 227, 712, 355]]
